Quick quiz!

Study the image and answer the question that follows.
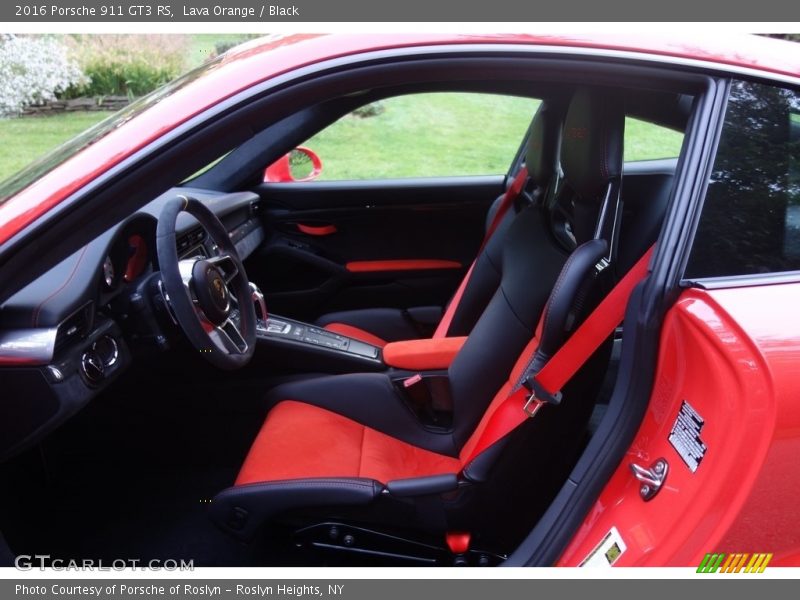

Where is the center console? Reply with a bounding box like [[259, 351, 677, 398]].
[[254, 315, 384, 373]]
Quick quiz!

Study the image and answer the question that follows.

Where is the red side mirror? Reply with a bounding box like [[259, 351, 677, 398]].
[[264, 146, 323, 182]]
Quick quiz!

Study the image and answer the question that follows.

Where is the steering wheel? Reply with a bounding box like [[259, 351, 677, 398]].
[[156, 195, 257, 370]]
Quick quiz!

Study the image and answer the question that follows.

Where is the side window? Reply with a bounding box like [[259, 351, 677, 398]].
[[685, 81, 800, 279], [293, 93, 540, 181], [624, 118, 684, 161]]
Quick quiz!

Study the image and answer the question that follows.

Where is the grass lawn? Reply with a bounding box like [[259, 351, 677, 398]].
[[303, 93, 684, 180], [0, 111, 113, 182], [625, 117, 684, 163], [0, 92, 684, 184], [304, 94, 541, 180]]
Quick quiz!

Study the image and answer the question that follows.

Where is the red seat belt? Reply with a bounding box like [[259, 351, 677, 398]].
[[463, 245, 655, 463], [433, 167, 529, 338]]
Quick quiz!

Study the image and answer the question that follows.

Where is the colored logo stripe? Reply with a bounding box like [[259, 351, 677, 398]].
[[697, 553, 772, 573]]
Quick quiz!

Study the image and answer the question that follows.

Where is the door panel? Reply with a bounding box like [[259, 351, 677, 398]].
[[558, 285, 800, 567], [0, 530, 12, 566], [248, 176, 503, 321]]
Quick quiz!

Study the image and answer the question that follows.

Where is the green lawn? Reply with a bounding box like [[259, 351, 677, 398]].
[[0, 111, 113, 182], [625, 117, 684, 163], [304, 94, 541, 180], [0, 92, 685, 184], [301, 93, 683, 180]]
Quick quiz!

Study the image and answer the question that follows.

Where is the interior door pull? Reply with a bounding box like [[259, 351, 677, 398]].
[[296, 223, 337, 236]]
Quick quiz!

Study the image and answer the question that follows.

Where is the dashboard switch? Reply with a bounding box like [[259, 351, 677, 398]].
[[80, 350, 105, 385]]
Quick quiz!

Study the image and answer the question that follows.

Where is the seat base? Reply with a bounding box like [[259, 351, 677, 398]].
[[294, 521, 506, 567]]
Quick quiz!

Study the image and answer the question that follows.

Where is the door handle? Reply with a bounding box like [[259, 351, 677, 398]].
[[296, 223, 337, 236]]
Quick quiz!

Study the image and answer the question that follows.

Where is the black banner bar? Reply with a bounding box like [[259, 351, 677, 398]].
[[0, 579, 790, 600]]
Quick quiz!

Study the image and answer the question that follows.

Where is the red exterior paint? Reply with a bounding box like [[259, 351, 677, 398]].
[[1, 33, 798, 246], [558, 284, 800, 567], [263, 153, 294, 183], [263, 146, 323, 182]]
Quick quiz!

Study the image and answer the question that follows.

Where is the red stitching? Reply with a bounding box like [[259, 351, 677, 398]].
[[32, 245, 89, 327]]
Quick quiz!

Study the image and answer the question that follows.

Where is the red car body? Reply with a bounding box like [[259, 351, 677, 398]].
[[1, 33, 799, 568]]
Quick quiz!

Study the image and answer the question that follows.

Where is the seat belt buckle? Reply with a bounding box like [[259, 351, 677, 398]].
[[522, 394, 543, 418], [522, 374, 562, 417]]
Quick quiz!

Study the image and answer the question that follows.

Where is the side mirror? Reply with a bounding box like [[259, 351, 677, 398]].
[[264, 146, 323, 182]]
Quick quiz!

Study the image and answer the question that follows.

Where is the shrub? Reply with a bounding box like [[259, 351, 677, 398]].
[[351, 101, 386, 118], [215, 40, 243, 56], [0, 34, 87, 117], [64, 34, 189, 98]]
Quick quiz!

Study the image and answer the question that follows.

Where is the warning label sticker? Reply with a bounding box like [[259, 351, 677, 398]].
[[578, 526, 628, 568], [669, 400, 707, 473]]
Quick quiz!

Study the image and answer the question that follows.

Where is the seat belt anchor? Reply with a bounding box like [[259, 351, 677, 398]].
[[522, 374, 562, 417]]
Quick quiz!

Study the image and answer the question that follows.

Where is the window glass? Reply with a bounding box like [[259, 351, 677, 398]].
[[624, 118, 683, 161], [299, 93, 540, 180], [685, 81, 800, 279]]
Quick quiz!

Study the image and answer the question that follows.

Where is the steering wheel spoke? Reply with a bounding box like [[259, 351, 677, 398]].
[[207, 253, 240, 283], [211, 319, 249, 355]]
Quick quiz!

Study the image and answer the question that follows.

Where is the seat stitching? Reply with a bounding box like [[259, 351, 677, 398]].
[[540, 246, 582, 337], [228, 478, 378, 492], [498, 285, 530, 332], [32, 245, 89, 327]]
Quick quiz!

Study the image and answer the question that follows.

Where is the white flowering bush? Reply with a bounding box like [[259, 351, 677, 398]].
[[0, 34, 87, 117]]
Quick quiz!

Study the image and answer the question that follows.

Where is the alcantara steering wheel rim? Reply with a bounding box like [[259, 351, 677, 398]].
[[156, 195, 256, 370]]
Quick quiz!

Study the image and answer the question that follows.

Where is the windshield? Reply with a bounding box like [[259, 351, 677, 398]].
[[0, 54, 225, 204]]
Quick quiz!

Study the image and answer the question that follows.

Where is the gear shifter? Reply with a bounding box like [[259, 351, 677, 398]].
[[248, 282, 268, 330]]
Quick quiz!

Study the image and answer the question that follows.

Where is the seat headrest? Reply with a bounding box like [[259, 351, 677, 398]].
[[561, 88, 625, 200], [525, 101, 561, 186]]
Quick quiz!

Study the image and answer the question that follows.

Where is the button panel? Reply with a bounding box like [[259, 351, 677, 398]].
[[257, 317, 379, 359]]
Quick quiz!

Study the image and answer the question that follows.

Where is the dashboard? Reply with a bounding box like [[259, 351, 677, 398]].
[[0, 187, 265, 460]]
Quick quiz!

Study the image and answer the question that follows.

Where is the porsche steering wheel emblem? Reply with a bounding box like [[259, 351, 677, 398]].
[[212, 276, 225, 300], [205, 267, 228, 310]]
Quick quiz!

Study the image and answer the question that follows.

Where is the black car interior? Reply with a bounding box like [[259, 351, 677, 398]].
[[0, 54, 699, 567]]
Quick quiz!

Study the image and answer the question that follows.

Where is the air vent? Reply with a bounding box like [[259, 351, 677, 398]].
[[176, 227, 206, 256], [54, 303, 93, 353]]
